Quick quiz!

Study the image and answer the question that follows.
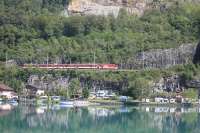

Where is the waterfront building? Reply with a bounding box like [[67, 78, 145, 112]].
[[96, 90, 109, 98], [0, 84, 18, 99], [163, 98, 169, 103], [155, 97, 164, 103], [94, 90, 116, 99], [36, 90, 45, 96]]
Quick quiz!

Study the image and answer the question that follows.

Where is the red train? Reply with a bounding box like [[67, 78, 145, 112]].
[[22, 64, 118, 70]]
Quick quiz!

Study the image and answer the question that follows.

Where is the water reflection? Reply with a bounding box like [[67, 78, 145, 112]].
[[140, 106, 200, 114], [0, 105, 200, 133]]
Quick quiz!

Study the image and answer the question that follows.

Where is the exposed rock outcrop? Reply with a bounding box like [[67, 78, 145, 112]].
[[152, 74, 183, 93], [68, 0, 150, 17], [27, 75, 70, 92], [67, 0, 200, 17], [132, 43, 197, 69], [27, 74, 127, 92], [193, 41, 200, 64]]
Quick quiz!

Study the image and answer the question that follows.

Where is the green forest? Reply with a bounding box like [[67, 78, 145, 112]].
[[0, 0, 200, 64], [0, 0, 200, 98]]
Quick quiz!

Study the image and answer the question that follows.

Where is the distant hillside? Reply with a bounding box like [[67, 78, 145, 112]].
[[0, 0, 199, 68]]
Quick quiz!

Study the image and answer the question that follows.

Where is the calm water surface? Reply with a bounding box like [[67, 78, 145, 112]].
[[0, 105, 200, 133]]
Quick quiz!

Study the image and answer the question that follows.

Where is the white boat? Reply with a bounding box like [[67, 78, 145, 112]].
[[0, 104, 12, 111], [60, 101, 74, 108], [51, 96, 61, 103], [8, 99, 18, 106], [0, 98, 3, 105], [36, 107, 45, 114], [51, 104, 61, 110], [74, 100, 89, 107]]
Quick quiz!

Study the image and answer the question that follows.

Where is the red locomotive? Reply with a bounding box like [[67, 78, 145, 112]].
[[22, 64, 118, 70]]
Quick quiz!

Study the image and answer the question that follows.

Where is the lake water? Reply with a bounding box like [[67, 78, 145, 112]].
[[0, 105, 200, 133]]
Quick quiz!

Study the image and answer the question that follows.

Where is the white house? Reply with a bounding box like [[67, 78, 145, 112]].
[[163, 98, 169, 103], [155, 97, 170, 103], [90, 90, 116, 99], [96, 90, 109, 98], [36, 90, 45, 96], [155, 97, 164, 103], [0, 84, 18, 99], [145, 98, 150, 103], [142, 98, 150, 103]]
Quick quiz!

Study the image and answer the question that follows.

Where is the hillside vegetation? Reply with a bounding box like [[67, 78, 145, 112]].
[[1, 0, 200, 98], [1, 62, 200, 98], [0, 0, 200, 65]]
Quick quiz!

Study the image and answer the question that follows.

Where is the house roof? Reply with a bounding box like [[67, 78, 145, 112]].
[[0, 84, 14, 92], [25, 85, 39, 91]]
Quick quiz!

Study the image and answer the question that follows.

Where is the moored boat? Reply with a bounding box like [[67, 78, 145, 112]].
[[74, 100, 89, 107], [60, 100, 74, 107], [8, 99, 18, 106], [51, 96, 61, 103]]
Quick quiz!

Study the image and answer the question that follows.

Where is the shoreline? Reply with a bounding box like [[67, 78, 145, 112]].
[[89, 100, 200, 107], [12, 99, 200, 108]]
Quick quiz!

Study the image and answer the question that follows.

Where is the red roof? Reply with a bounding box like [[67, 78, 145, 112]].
[[0, 84, 14, 92]]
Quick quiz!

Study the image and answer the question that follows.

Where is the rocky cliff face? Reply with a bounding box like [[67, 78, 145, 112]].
[[152, 74, 183, 93], [27, 74, 127, 92], [193, 41, 200, 64], [67, 0, 200, 17], [68, 0, 151, 17], [27, 75, 70, 92], [130, 43, 197, 69]]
